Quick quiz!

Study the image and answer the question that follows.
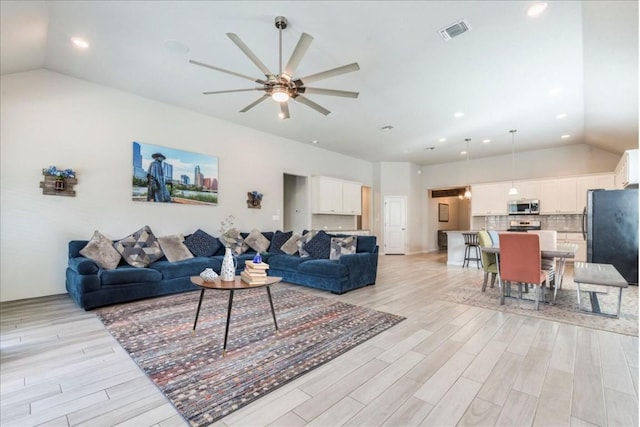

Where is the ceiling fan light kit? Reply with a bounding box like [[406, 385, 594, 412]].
[[190, 16, 360, 119]]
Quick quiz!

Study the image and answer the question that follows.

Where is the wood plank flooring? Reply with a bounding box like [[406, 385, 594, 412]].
[[1, 252, 638, 426]]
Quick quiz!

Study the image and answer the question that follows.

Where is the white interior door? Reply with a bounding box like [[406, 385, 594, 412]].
[[384, 196, 407, 254]]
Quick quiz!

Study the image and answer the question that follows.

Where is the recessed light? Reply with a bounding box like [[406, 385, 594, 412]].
[[439, 138, 447, 142], [561, 134, 571, 139], [278, 113, 285, 119], [461, 150, 468, 155], [482, 139, 491, 143], [527, 2, 548, 17], [70, 37, 90, 49], [454, 112, 465, 118], [380, 125, 394, 131], [556, 113, 567, 119], [311, 140, 319, 144]]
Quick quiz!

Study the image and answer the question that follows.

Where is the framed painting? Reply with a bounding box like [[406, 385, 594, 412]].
[[132, 141, 218, 205], [438, 203, 449, 222]]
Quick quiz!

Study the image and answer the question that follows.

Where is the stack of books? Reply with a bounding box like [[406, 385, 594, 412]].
[[240, 260, 269, 285]]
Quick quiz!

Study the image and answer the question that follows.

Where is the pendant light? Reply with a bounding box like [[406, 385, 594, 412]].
[[508, 129, 519, 196], [464, 138, 472, 199]]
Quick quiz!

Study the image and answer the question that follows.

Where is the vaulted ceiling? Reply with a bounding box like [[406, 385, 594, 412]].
[[1, 1, 637, 165]]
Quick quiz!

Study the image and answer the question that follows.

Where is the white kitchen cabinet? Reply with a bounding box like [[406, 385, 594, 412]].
[[558, 232, 586, 262], [507, 180, 541, 201], [540, 178, 578, 214], [311, 176, 362, 215], [576, 174, 615, 213], [614, 149, 639, 189], [471, 182, 509, 216]]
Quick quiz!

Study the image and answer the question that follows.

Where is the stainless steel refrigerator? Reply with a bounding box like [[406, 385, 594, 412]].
[[583, 189, 638, 285]]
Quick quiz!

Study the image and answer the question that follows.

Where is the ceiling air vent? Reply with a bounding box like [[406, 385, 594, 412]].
[[439, 19, 472, 41]]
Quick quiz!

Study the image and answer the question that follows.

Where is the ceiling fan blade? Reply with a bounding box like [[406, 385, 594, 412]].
[[279, 102, 290, 120], [239, 94, 270, 113], [203, 88, 265, 95], [301, 87, 359, 98], [226, 33, 273, 77], [297, 63, 360, 85], [189, 60, 267, 84], [293, 95, 330, 116], [283, 33, 313, 81]]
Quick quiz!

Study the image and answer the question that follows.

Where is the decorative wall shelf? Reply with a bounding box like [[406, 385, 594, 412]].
[[40, 175, 77, 197]]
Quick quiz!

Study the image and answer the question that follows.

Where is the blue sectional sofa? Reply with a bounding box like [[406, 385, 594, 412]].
[[66, 232, 378, 310]]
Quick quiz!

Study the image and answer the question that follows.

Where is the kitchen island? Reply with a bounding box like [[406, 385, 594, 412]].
[[445, 230, 486, 267]]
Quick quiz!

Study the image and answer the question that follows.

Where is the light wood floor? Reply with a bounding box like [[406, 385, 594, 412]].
[[1, 253, 638, 427]]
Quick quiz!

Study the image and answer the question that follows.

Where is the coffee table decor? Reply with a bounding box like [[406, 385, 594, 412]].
[[96, 287, 404, 425]]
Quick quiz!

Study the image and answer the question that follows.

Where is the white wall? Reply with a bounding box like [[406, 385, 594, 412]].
[[0, 70, 374, 302]]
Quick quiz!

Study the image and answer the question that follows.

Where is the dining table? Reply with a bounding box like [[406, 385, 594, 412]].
[[481, 242, 578, 305]]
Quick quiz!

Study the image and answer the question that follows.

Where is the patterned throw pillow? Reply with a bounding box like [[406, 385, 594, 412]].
[[269, 231, 293, 254], [330, 236, 358, 260], [80, 230, 121, 270], [158, 234, 194, 262], [184, 229, 221, 257], [114, 226, 164, 268], [244, 229, 270, 253], [303, 230, 331, 259], [219, 228, 249, 255], [298, 230, 319, 257], [281, 233, 305, 255]]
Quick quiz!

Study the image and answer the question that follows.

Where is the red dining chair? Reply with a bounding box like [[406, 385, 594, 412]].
[[498, 232, 549, 310]]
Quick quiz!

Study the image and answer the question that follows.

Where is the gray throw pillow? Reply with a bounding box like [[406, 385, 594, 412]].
[[114, 225, 164, 268], [244, 229, 270, 253], [281, 233, 305, 255], [330, 236, 358, 260], [298, 230, 319, 257], [80, 230, 121, 270], [269, 231, 293, 254], [158, 234, 194, 262]]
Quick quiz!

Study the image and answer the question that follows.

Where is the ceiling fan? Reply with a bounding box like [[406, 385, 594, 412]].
[[189, 16, 360, 119]]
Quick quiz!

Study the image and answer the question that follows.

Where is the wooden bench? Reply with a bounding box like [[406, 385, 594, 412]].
[[573, 262, 629, 318]]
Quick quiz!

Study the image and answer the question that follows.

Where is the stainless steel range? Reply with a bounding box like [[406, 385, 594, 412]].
[[507, 219, 541, 232]]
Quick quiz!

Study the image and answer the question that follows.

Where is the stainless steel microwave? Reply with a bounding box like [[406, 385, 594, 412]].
[[508, 199, 540, 215]]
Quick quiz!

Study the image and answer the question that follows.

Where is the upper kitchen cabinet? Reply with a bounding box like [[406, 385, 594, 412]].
[[471, 182, 510, 216], [576, 174, 615, 212], [540, 178, 578, 214], [311, 176, 362, 215], [614, 149, 639, 189], [507, 181, 541, 201]]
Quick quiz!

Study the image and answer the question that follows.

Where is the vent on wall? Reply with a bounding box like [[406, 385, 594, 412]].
[[431, 188, 465, 198], [439, 19, 472, 41]]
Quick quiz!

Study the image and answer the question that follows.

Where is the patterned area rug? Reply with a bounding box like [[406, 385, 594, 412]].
[[440, 278, 638, 336], [96, 287, 404, 426]]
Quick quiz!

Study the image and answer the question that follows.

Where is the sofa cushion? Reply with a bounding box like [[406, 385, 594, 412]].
[[281, 233, 305, 255], [158, 234, 194, 262], [297, 259, 348, 278], [99, 266, 162, 286], [267, 254, 313, 272], [184, 229, 221, 257], [356, 235, 377, 253], [80, 230, 121, 270], [244, 229, 270, 253], [150, 257, 221, 280], [268, 231, 292, 254], [330, 236, 357, 260], [303, 230, 331, 259], [298, 230, 319, 257], [114, 226, 164, 268]]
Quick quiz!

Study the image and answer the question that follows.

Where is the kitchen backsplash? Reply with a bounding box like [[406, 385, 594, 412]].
[[483, 214, 583, 232]]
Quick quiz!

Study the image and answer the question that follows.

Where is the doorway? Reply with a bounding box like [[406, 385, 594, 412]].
[[384, 195, 407, 254]]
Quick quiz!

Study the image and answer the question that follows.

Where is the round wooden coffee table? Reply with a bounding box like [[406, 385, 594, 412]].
[[190, 275, 282, 355]]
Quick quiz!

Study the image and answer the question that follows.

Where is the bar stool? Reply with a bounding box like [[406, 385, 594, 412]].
[[462, 232, 482, 269]]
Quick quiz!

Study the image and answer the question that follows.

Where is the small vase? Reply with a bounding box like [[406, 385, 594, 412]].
[[200, 268, 218, 282], [220, 247, 237, 281], [253, 253, 262, 264]]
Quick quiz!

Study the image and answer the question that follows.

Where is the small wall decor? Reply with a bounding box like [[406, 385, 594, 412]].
[[132, 141, 219, 205], [40, 166, 77, 197], [247, 191, 263, 209], [438, 203, 449, 222]]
